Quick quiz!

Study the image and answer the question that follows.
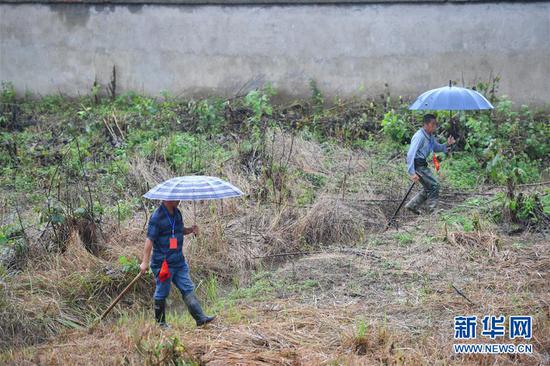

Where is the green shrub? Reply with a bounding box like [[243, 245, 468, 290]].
[[114, 92, 158, 117], [462, 97, 548, 184], [244, 85, 275, 124], [441, 154, 482, 189], [0, 81, 16, 104], [380, 110, 413, 144], [118, 256, 140, 274], [163, 133, 229, 173], [440, 212, 476, 232], [188, 98, 225, 135], [309, 79, 324, 115], [484, 152, 540, 185], [489, 190, 549, 230], [0, 82, 16, 126]]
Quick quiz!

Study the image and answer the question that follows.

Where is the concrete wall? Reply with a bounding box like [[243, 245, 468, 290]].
[[1, 2, 549, 104]]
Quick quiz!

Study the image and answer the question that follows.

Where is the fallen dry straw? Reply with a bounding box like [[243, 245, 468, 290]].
[[7, 300, 427, 365], [447, 230, 500, 255]]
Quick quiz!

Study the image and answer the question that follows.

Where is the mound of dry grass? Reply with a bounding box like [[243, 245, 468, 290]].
[[182, 193, 383, 284], [270, 130, 326, 174], [295, 197, 366, 247], [102, 216, 147, 262], [0, 231, 151, 350]]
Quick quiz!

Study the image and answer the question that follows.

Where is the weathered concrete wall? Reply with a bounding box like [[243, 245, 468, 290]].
[[1, 2, 549, 104]]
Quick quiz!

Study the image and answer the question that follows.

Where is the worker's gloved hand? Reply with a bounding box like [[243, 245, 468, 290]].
[[410, 174, 420, 183], [191, 225, 199, 236], [447, 136, 456, 145], [139, 261, 149, 274]]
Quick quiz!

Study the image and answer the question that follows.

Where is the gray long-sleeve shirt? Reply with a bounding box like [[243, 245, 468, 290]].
[[407, 128, 447, 175]]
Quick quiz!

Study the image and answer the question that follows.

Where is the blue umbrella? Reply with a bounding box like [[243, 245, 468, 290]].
[[409, 82, 494, 111], [143, 176, 244, 201]]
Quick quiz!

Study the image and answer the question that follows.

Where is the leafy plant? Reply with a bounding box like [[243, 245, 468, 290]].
[[380, 110, 412, 144], [91, 81, 102, 105], [356, 318, 369, 339], [395, 232, 413, 246], [77, 104, 92, 120], [441, 154, 482, 189], [188, 98, 225, 135], [309, 79, 324, 115], [244, 85, 275, 124], [204, 274, 219, 304], [118, 256, 140, 274], [163, 133, 228, 173], [0, 82, 17, 127], [440, 211, 476, 232], [114, 92, 158, 117], [0, 82, 16, 105], [463, 97, 547, 184], [136, 335, 197, 366], [0, 225, 18, 247]]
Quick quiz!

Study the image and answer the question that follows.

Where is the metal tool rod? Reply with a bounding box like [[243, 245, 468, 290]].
[[384, 182, 416, 232], [99, 272, 142, 321]]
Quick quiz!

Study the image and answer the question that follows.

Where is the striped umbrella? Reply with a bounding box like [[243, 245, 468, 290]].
[[143, 176, 243, 201]]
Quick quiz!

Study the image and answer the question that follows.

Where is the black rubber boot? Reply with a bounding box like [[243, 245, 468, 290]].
[[182, 292, 215, 326], [154, 299, 168, 328], [405, 205, 421, 215]]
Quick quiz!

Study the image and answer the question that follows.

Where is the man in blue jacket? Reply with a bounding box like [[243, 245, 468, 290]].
[[405, 114, 455, 214], [140, 200, 215, 327]]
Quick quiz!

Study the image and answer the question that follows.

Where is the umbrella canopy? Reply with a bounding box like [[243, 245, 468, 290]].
[[409, 84, 494, 111], [143, 176, 243, 201]]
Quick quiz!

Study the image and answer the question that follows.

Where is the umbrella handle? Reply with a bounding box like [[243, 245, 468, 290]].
[[193, 200, 196, 226]]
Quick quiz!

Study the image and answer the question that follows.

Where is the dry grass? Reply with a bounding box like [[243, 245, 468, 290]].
[[5, 292, 548, 365], [127, 156, 173, 194], [2, 215, 548, 365], [270, 130, 327, 174], [447, 230, 501, 257], [181, 193, 387, 285], [294, 196, 369, 246], [2, 300, 426, 365], [102, 215, 148, 262], [0, 231, 152, 350]]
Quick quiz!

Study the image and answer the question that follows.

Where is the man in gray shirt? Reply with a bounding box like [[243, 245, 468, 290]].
[[405, 114, 455, 213]]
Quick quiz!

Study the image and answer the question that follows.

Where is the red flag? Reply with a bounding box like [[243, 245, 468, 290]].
[[159, 259, 170, 282], [433, 153, 440, 172]]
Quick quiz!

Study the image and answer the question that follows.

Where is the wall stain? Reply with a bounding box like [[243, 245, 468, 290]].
[[93, 4, 116, 13], [127, 4, 144, 14], [48, 4, 120, 29], [47, 4, 91, 29]]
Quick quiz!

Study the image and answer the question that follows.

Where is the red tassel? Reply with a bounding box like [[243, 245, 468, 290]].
[[433, 153, 440, 172], [159, 259, 170, 282]]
